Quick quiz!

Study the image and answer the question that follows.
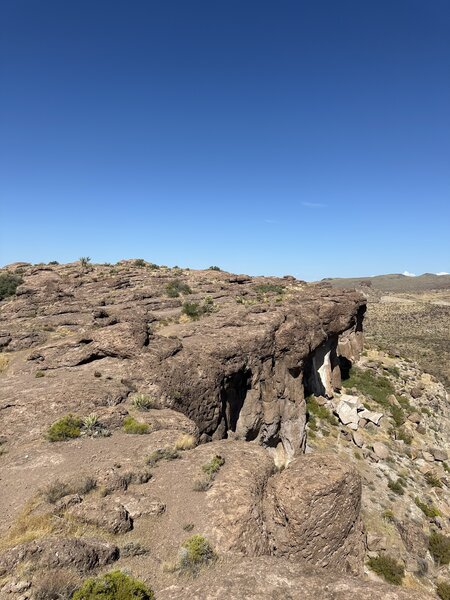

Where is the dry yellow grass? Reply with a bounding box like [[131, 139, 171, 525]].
[[174, 434, 197, 451], [0, 354, 9, 373]]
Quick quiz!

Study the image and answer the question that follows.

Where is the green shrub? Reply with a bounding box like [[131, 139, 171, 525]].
[[429, 532, 450, 565], [306, 395, 338, 425], [209, 266, 221, 271], [437, 581, 450, 600], [72, 570, 154, 600], [182, 297, 215, 320], [35, 370, 45, 378], [254, 283, 285, 295], [367, 554, 404, 585], [202, 455, 225, 477], [134, 259, 146, 267], [123, 416, 149, 435], [425, 471, 442, 488], [382, 509, 395, 522], [415, 497, 440, 518], [344, 367, 395, 407], [390, 405, 405, 427], [46, 415, 82, 442], [146, 447, 179, 466], [131, 393, 157, 411], [178, 535, 216, 574], [48, 261, 59, 265], [79, 257, 91, 268], [166, 279, 192, 298], [397, 428, 413, 445], [388, 478, 405, 495], [0, 273, 23, 300]]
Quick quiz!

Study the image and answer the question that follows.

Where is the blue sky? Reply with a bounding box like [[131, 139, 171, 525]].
[[1, 0, 449, 280]]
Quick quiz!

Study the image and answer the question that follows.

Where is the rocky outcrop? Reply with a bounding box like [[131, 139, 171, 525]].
[[158, 556, 435, 600], [264, 454, 364, 575], [0, 264, 366, 464], [0, 538, 119, 576]]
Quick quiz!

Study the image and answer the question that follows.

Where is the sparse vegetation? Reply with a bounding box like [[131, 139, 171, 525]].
[[429, 532, 450, 565], [166, 279, 192, 298], [344, 366, 395, 407], [134, 259, 146, 267], [72, 570, 154, 600], [123, 416, 150, 434], [388, 478, 405, 495], [202, 454, 225, 477], [34, 569, 80, 600], [174, 433, 197, 451], [46, 415, 82, 442], [79, 257, 91, 269], [132, 393, 157, 411], [181, 296, 215, 320], [415, 497, 440, 518], [35, 370, 45, 378], [0, 272, 23, 300], [178, 534, 216, 574], [367, 553, 404, 585], [306, 395, 338, 426], [437, 581, 450, 600], [209, 266, 221, 271], [425, 471, 442, 488], [254, 283, 285, 295], [43, 476, 96, 504], [146, 447, 180, 466]]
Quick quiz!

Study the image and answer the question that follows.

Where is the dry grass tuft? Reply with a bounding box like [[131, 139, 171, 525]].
[[174, 434, 197, 451]]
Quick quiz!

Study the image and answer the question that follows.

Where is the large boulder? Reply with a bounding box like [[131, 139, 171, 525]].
[[264, 454, 365, 575]]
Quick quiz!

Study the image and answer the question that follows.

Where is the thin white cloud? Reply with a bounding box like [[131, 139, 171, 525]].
[[436, 272, 449, 276], [403, 271, 417, 277], [264, 219, 280, 224], [302, 201, 327, 208]]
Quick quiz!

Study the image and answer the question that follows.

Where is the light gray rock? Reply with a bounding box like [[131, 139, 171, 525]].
[[352, 431, 364, 448], [372, 442, 389, 460], [359, 409, 383, 426], [430, 447, 448, 462]]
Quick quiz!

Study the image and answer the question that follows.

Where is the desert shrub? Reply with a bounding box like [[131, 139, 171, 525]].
[[192, 478, 211, 492], [306, 395, 338, 426], [182, 301, 202, 319], [81, 414, 109, 437], [178, 535, 216, 574], [415, 497, 440, 518], [34, 568, 80, 600], [35, 370, 45, 378], [202, 455, 225, 477], [429, 532, 450, 565], [43, 480, 71, 504], [382, 509, 395, 523], [79, 257, 91, 268], [43, 476, 97, 503], [390, 405, 405, 427], [72, 570, 154, 600], [425, 471, 442, 488], [131, 393, 157, 411], [254, 283, 285, 295], [0, 273, 22, 300], [209, 266, 221, 271], [367, 554, 404, 585], [134, 259, 146, 267], [388, 478, 405, 495], [146, 447, 179, 466], [174, 434, 197, 451], [437, 581, 450, 600], [344, 367, 395, 407], [397, 427, 413, 445], [48, 261, 59, 265], [123, 416, 149, 434], [166, 279, 192, 298], [46, 415, 82, 442]]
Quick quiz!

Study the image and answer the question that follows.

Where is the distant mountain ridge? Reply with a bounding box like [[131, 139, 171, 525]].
[[321, 273, 450, 292]]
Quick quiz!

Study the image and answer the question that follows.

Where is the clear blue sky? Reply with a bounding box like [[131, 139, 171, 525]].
[[1, 0, 449, 280]]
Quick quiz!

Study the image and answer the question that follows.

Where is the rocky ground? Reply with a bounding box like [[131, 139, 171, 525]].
[[0, 260, 448, 599]]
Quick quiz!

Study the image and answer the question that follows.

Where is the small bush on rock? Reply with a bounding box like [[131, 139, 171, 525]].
[[0, 273, 22, 300], [388, 478, 405, 495], [429, 532, 450, 565], [34, 568, 80, 600], [178, 535, 216, 574], [146, 447, 179, 465], [202, 455, 225, 477], [123, 416, 149, 434], [132, 393, 157, 411], [72, 570, 154, 600], [415, 497, 440, 518], [166, 279, 192, 298], [367, 553, 404, 585], [46, 415, 82, 442], [174, 434, 197, 451]]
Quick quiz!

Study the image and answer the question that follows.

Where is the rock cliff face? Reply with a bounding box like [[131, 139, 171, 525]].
[[0, 262, 365, 466]]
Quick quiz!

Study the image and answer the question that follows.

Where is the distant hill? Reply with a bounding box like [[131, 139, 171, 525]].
[[321, 273, 450, 292]]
